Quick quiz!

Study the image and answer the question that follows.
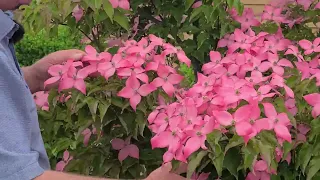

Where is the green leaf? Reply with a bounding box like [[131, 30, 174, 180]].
[[86, 97, 99, 120], [227, 0, 234, 7], [307, 156, 320, 180], [258, 141, 274, 167], [118, 115, 129, 134], [203, 5, 217, 23], [223, 148, 241, 179], [206, 130, 222, 148], [185, 0, 195, 11], [224, 135, 244, 154], [95, 0, 102, 9], [242, 140, 259, 171], [111, 97, 124, 108], [234, 0, 244, 15], [189, 6, 204, 22], [297, 143, 313, 173], [135, 110, 146, 137], [187, 151, 208, 178], [208, 143, 224, 177], [197, 32, 209, 49], [84, 0, 96, 10], [283, 142, 293, 160], [102, 0, 114, 21], [259, 131, 278, 147], [99, 99, 111, 122], [114, 10, 129, 31]]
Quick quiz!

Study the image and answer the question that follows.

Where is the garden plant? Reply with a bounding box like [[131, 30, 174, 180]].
[[23, 0, 320, 179]]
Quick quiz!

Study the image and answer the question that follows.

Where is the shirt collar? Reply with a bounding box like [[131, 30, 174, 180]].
[[0, 10, 17, 41]]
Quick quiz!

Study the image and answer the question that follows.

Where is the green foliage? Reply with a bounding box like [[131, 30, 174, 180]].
[[15, 26, 83, 66]]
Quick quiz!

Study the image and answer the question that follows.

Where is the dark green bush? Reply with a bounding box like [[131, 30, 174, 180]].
[[15, 26, 83, 66]]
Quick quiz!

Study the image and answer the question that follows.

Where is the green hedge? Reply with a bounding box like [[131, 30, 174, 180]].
[[15, 26, 83, 66]]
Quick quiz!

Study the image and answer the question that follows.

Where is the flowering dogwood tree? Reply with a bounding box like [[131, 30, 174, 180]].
[[26, 0, 320, 179]]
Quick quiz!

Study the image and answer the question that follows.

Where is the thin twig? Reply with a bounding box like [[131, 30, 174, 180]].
[[58, 22, 94, 42]]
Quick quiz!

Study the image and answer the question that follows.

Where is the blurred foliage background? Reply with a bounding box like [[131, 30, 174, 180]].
[[14, 25, 83, 66]]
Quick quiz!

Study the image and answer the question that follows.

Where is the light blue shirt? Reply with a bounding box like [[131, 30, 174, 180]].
[[0, 10, 50, 180]]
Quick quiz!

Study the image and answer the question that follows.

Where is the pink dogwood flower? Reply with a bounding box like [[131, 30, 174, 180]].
[[109, 0, 130, 10], [296, 124, 310, 144], [255, 85, 276, 101], [299, 38, 320, 55], [117, 67, 149, 83], [303, 93, 320, 118], [261, 5, 285, 23], [151, 65, 184, 97], [44, 60, 78, 88], [228, 29, 254, 54], [276, 147, 292, 164], [267, 53, 293, 76], [315, 2, 320, 9], [233, 8, 260, 30], [188, 73, 215, 95], [184, 116, 215, 158], [285, 98, 297, 116], [118, 73, 156, 110], [98, 54, 130, 80], [246, 160, 270, 180], [72, 5, 84, 22], [33, 91, 49, 111], [213, 104, 255, 137], [81, 128, 97, 147], [192, 1, 202, 9], [285, 45, 304, 61], [111, 137, 139, 162], [56, 150, 73, 171], [297, 0, 313, 10], [257, 103, 292, 142], [217, 34, 235, 48], [202, 51, 224, 75], [151, 126, 184, 154], [82, 45, 112, 61], [59, 66, 89, 94], [162, 43, 191, 67]]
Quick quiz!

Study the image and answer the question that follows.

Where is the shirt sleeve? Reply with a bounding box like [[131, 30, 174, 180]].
[[0, 49, 46, 179]]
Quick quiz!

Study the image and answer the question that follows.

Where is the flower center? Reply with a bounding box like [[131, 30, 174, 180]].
[[165, 117, 169, 122], [172, 131, 176, 136], [250, 119, 255, 124], [196, 132, 202, 136], [187, 120, 192, 124]]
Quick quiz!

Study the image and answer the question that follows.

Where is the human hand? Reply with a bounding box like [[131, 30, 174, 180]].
[[24, 49, 85, 93], [145, 162, 187, 180]]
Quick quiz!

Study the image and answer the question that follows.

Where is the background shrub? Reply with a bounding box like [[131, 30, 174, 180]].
[[15, 26, 83, 66]]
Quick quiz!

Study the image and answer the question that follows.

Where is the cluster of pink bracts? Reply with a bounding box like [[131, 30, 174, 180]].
[[33, 0, 320, 179]]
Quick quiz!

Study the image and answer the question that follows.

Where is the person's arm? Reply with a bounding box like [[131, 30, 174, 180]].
[[35, 162, 186, 180], [35, 171, 115, 180]]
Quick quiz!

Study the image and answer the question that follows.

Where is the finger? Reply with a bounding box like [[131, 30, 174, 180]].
[[172, 162, 188, 175], [46, 49, 86, 65]]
